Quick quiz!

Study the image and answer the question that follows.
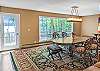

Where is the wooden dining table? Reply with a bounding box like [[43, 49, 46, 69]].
[[48, 36, 89, 60]]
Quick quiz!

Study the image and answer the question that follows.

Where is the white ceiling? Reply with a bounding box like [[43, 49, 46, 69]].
[[0, 0, 100, 16]]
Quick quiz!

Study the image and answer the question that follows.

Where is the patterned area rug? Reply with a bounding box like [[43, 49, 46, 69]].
[[11, 46, 96, 71], [11, 49, 39, 71]]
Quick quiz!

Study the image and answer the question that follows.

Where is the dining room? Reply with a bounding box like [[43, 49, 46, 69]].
[[0, 0, 100, 71]]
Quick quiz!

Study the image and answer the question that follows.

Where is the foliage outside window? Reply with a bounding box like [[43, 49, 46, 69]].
[[39, 16, 73, 41]]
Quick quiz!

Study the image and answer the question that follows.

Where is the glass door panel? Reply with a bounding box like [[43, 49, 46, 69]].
[[3, 15, 16, 47], [0, 13, 20, 50]]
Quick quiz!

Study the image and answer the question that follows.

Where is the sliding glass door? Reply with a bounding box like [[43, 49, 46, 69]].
[[0, 13, 20, 50]]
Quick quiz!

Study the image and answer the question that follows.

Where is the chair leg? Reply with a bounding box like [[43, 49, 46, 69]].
[[58, 52, 62, 60], [50, 54, 54, 60]]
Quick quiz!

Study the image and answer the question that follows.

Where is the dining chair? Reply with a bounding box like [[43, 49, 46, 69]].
[[52, 32, 59, 39], [71, 38, 97, 67], [62, 32, 67, 38], [47, 44, 62, 60]]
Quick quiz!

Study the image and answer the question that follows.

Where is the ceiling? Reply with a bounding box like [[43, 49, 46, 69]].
[[1, 0, 100, 16]]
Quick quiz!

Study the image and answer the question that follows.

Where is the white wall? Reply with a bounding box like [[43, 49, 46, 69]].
[[81, 14, 100, 36]]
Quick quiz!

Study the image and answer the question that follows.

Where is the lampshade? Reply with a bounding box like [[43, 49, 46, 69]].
[[67, 6, 82, 22]]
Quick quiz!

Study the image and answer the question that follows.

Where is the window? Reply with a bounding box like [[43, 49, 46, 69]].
[[39, 16, 73, 41]]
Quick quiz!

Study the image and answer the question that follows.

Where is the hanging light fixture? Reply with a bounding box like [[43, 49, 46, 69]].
[[67, 6, 82, 22]]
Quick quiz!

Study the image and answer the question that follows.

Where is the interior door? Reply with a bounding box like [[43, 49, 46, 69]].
[[0, 13, 20, 50]]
